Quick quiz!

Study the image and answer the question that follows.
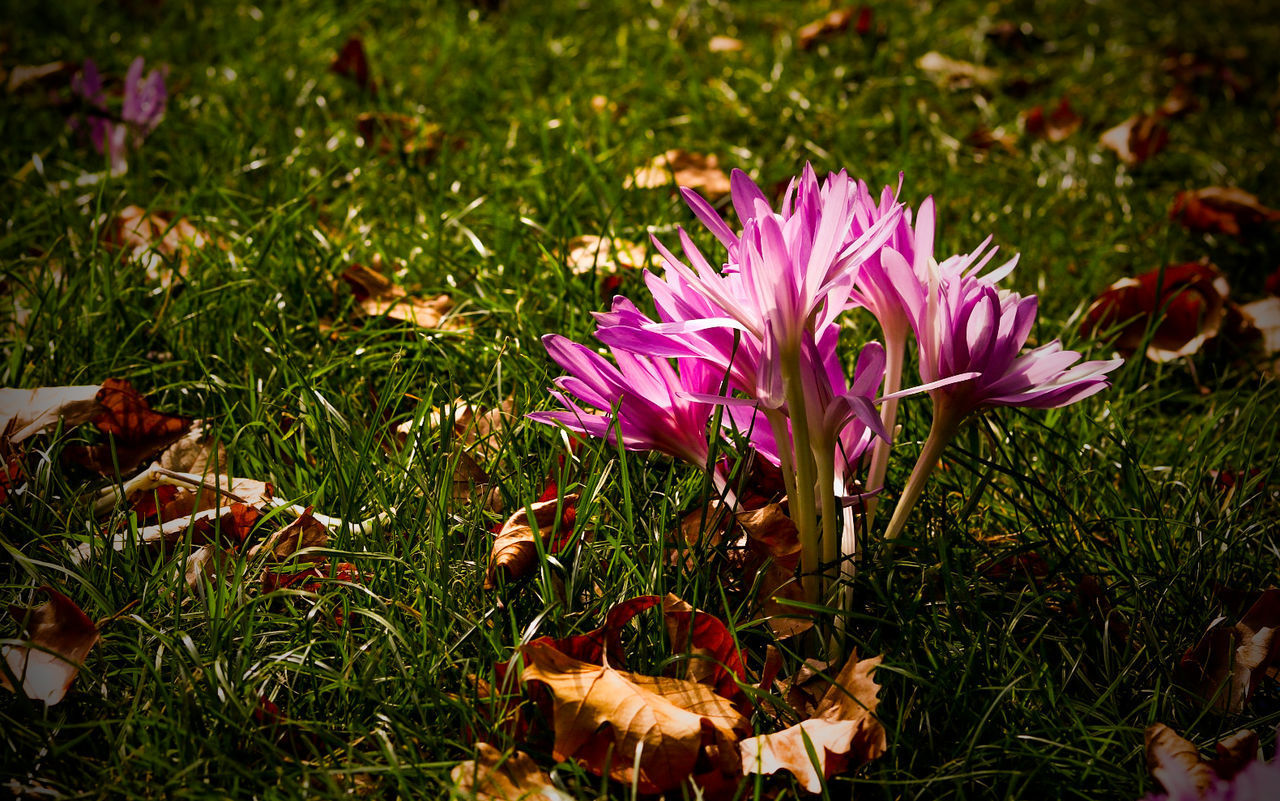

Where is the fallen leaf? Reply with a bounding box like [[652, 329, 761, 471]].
[[625, 149, 732, 197], [1145, 724, 1267, 798], [451, 742, 575, 801], [1099, 113, 1169, 166], [966, 125, 1018, 158], [250, 507, 329, 563], [1159, 83, 1198, 118], [341, 262, 460, 329], [67, 379, 192, 475], [99, 205, 218, 286], [1176, 588, 1280, 713], [560, 235, 659, 276], [1265, 267, 1280, 297], [1, 587, 99, 705], [0, 385, 102, 444], [916, 51, 999, 90], [740, 652, 887, 793], [662, 593, 748, 705], [1162, 49, 1250, 99], [1170, 187, 1280, 236], [520, 640, 749, 794], [736, 503, 811, 638], [985, 21, 1043, 52], [1240, 297, 1280, 358], [1081, 262, 1230, 362], [355, 112, 444, 162], [797, 7, 872, 50], [1146, 724, 1217, 795], [5, 61, 73, 92], [1022, 97, 1082, 142], [708, 36, 744, 53], [485, 494, 579, 589], [330, 36, 374, 92]]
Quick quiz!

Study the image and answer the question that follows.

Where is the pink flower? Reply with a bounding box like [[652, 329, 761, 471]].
[[70, 57, 166, 175], [527, 334, 721, 468]]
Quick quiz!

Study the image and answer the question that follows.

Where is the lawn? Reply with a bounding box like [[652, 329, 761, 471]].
[[2, 0, 1279, 799]]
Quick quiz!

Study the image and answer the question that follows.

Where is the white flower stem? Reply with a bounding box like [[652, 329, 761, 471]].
[[864, 329, 906, 531], [883, 400, 963, 542], [764, 408, 799, 511]]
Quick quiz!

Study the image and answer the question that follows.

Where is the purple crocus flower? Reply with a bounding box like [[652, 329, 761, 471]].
[[69, 56, 166, 175], [882, 236, 1123, 540], [527, 333, 721, 470]]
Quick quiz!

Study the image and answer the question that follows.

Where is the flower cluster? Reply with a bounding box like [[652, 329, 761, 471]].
[[531, 164, 1121, 606], [71, 57, 167, 175]]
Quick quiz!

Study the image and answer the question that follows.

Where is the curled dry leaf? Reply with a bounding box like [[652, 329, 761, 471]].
[[796, 7, 872, 50], [520, 640, 750, 794], [625, 149, 732, 197], [1145, 724, 1272, 799], [356, 113, 445, 162], [341, 262, 460, 330], [560, 235, 659, 276], [740, 652, 887, 793], [330, 36, 373, 92], [5, 61, 73, 92], [1239, 297, 1280, 363], [485, 493, 579, 589], [966, 125, 1018, 158], [916, 51, 999, 90], [1176, 588, 1280, 713], [1022, 97, 1082, 142], [250, 507, 329, 563], [1081, 262, 1229, 362], [1170, 187, 1280, 236], [736, 503, 811, 638], [99, 205, 218, 286], [708, 36, 744, 53], [1099, 113, 1169, 166], [0, 385, 102, 444], [662, 593, 748, 705], [67, 378, 192, 474], [451, 742, 574, 801], [1, 587, 99, 705]]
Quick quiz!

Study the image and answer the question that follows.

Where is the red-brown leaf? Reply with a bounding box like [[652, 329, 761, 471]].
[[1099, 113, 1169, 166], [1171, 187, 1280, 236], [330, 36, 374, 92], [485, 494, 579, 589], [1081, 262, 1230, 362], [67, 379, 192, 474], [1023, 97, 1082, 142], [1, 587, 99, 705], [1176, 588, 1280, 713]]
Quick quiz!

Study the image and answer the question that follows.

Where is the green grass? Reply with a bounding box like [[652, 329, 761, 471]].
[[3, 0, 1279, 798]]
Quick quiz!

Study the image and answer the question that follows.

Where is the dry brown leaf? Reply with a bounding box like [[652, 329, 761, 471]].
[[1099, 114, 1169, 166], [916, 51, 999, 90], [250, 507, 329, 563], [1022, 97, 1082, 142], [1170, 187, 1280, 236], [560, 235, 659, 276], [740, 652, 887, 793], [1177, 588, 1280, 713], [1081, 262, 1230, 362], [0, 385, 102, 444], [797, 8, 858, 50], [966, 125, 1018, 157], [100, 205, 218, 286], [341, 262, 460, 330], [520, 640, 749, 794], [708, 36, 744, 53], [66, 379, 193, 475], [5, 61, 73, 92], [1, 587, 99, 706], [736, 503, 811, 638], [331, 36, 374, 93], [1146, 724, 1217, 795], [626, 149, 732, 197], [1240, 297, 1280, 359], [451, 742, 574, 801], [485, 494, 579, 589], [661, 593, 747, 705]]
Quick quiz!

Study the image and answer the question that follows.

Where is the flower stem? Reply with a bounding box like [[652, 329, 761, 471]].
[[764, 408, 799, 513], [779, 352, 821, 606], [883, 401, 963, 542], [864, 329, 905, 531]]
